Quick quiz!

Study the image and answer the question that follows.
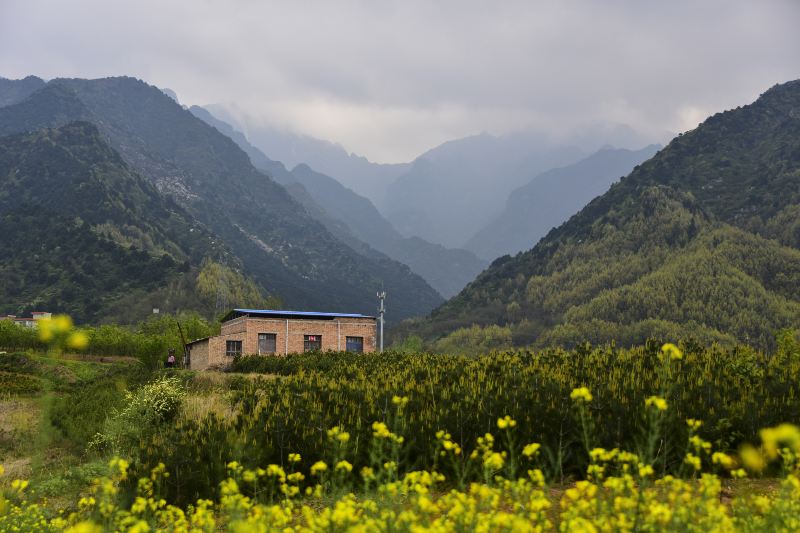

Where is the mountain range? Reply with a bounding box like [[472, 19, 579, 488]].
[[403, 79, 800, 350], [384, 133, 587, 248], [211, 107, 665, 248], [204, 105, 410, 209], [188, 106, 487, 298], [4, 73, 798, 349], [464, 144, 661, 260], [0, 76, 443, 322]]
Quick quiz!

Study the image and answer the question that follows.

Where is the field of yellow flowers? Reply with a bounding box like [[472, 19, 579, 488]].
[[3, 323, 800, 531], [126, 337, 800, 505], [3, 374, 800, 530]]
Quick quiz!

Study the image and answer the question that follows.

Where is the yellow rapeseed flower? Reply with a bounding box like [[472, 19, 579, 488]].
[[391, 395, 409, 408], [109, 457, 129, 480], [759, 423, 800, 459], [570, 387, 593, 403], [327, 426, 350, 443], [712, 452, 736, 470], [686, 419, 703, 431], [37, 317, 55, 342], [372, 421, 392, 439], [64, 522, 103, 533], [483, 451, 505, 471], [661, 343, 683, 360], [684, 453, 702, 471], [310, 461, 328, 475], [66, 331, 89, 350], [739, 445, 766, 473], [335, 460, 353, 473], [645, 396, 668, 411], [497, 415, 516, 429], [522, 443, 541, 458]]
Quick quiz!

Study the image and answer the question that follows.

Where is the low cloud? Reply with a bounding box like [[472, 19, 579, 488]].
[[1, 0, 798, 162]]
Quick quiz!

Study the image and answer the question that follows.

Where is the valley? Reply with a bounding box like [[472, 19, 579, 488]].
[[1, 3, 799, 529]]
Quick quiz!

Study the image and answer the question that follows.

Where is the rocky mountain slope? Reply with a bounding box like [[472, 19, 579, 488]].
[[0, 122, 256, 321]]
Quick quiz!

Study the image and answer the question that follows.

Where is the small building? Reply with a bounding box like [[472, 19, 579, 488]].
[[1, 311, 52, 328], [187, 309, 378, 370]]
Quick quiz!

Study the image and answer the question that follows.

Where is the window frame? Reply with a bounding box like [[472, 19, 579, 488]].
[[225, 340, 243, 357], [345, 336, 364, 353], [303, 334, 322, 352], [258, 333, 277, 355]]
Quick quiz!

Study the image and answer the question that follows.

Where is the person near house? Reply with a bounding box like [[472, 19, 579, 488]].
[[166, 349, 176, 368]]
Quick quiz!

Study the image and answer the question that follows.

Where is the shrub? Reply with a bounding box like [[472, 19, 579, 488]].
[[50, 379, 129, 451], [0, 321, 41, 351], [90, 375, 186, 456]]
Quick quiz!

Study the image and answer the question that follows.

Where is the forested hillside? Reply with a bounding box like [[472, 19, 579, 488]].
[[0, 122, 275, 321], [407, 80, 800, 349], [0, 77, 443, 320]]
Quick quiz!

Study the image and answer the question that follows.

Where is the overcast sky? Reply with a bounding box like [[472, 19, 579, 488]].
[[1, 1, 798, 162]]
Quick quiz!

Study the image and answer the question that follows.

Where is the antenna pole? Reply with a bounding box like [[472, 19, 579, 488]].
[[377, 291, 386, 353]]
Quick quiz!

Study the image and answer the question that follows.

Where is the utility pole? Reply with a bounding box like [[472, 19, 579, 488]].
[[377, 291, 386, 353]]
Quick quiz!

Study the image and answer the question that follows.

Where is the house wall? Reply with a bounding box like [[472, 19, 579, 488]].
[[190, 316, 378, 370], [188, 339, 210, 370], [243, 317, 377, 355], [220, 316, 247, 335]]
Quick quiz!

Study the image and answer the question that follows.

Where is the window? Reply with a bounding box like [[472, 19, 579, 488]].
[[304, 335, 322, 352], [226, 340, 242, 357], [258, 333, 277, 354], [346, 336, 364, 353]]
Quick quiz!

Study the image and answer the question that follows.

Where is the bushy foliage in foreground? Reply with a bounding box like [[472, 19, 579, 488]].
[[89, 376, 186, 456], [115, 340, 800, 507], [3, 373, 800, 531]]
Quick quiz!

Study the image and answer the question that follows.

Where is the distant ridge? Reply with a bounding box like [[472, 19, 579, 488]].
[[404, 79, 800, 350], [0, 76, 46, 108], [465, 144, 661, 260], [190, 105, 487, 298], [204, 104, 410, 208]]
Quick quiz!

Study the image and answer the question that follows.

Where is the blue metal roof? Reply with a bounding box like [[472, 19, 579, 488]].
[[227, 309, 375, 320]]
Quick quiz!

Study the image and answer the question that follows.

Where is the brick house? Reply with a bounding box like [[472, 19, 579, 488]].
[[187, 309, 378, 370]]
